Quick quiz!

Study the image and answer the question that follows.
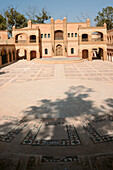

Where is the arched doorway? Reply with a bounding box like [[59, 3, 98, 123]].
[[17, 49, 27, 60], [56, 45, 63, 56], [1, 50, 7, 65], [9, 51, 12, 62], [82, 50, 88, 59], [30, 51, 36, 60], [92, 48, 103, 60]]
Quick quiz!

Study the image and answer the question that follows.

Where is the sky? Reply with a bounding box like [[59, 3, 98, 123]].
[[0, 0, 113, 26]]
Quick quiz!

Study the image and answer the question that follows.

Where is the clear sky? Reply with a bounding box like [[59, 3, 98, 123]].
[[0, 0, 113, 25]]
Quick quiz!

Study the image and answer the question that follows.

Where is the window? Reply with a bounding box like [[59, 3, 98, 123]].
[[71, 48, 74, 54], [44, 34, 47, 38], [41, 34, 43, 38], [45, 49, 48, 54], [71, 33, 73, 37], [75, 33, 77, 37], [48, 34, 50, 38], [68, 33, 70, 37]]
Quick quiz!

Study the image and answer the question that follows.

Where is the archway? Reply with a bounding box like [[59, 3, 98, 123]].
[[82, 34, 88, 41], [15, 33, 27, 43], [92, 32, 103, 41], [56, 45, 63, 56], [13, 50, 15, 60], [1, 50, 7, 65], [30, 51, 36, 60], [82, 50, 88, 59], [92, 48, 103, 60], [9, 51, 12, 62], [17, 49, 27, 60], [54, 30, 63, 40], [30, 35, 36, 43]]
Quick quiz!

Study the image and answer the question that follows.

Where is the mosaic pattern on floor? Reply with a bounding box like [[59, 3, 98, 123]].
[[83, 115, 113, 143], [0, 117, 28, 143], [22, 121, 81, 146]]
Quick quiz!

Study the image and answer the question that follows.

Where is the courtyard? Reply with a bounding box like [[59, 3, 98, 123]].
[[0, 60, 113, 169]]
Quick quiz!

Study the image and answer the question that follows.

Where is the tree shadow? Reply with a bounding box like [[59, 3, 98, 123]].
[[23, 85, 104, 120]]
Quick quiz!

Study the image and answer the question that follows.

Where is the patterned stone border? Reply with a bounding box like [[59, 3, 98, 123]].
[[83, 115, 113, 144], [22, 121, 81, 146], [0, 119, 28, 143], [41, 156, 78, 163]]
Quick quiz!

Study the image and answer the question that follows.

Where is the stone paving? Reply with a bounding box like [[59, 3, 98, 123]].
[[0, 59, 113, 169]]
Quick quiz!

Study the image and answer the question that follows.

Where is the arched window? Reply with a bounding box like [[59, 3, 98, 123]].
[[71, 48, 74, 54], [68, 33, 70, 37], [45, 49, 48, 55], [71, 33, 73, 37], [41, 34, 43, 38], [44, 34, 47, 38], [82, 34, 88, 41], [48, 34, 50, 38], [30, 35, 36, 43], [75, 33, 77, 37], [54, 30, 63, 40]]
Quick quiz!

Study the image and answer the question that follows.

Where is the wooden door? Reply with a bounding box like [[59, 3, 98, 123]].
[[56, 45, 63, 56]]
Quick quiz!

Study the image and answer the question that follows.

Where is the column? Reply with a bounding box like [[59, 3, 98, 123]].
[[88, 50, 92, 61], [103, 50, 107, 61], [7, 52, 10, 63], [0, 54, 2, 67], [27, 51, 31, 61], [63, 17, 67, 56], [11, 51, 13, 62], [36, 51, 40, 59], [51, 18, 55, 57], [78, 49, 82, 58]]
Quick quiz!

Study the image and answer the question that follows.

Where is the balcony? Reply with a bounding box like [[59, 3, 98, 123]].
[[30, 39, 36, 43], [91, 38, 103, 41], [82, 38, 88, 42], [15, 40, 27, 43]]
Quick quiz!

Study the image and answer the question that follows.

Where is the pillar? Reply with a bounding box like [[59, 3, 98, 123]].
[[103, 50, 107, 61], [36, 51, 40, 59], [63, 17, 67, 56], [27, 51, 31, 61], [7, 52, 10, 63], [0, 54, 2, 67], [88, 50, 92, 61], [51, 18, 55, 57], [78, 50, 82, 58]]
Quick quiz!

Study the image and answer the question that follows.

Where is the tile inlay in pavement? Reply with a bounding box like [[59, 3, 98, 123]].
[[22, 120, 81, 146], [84, 115, 113, 144], [0, 116, 28, 142]]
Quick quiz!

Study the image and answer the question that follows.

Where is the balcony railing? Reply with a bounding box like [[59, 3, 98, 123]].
[[55, 37, 63, 40], [82, 38, 88, 42], [91, 38, 103, 41], [15, 40, 27, 43], [30, 39, 36, 43]]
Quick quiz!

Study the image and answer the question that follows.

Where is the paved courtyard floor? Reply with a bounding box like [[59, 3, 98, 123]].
[[0, 60, 113, 169]]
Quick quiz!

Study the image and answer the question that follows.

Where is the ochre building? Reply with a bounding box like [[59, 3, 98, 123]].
[[0, 17, 111, 67]]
